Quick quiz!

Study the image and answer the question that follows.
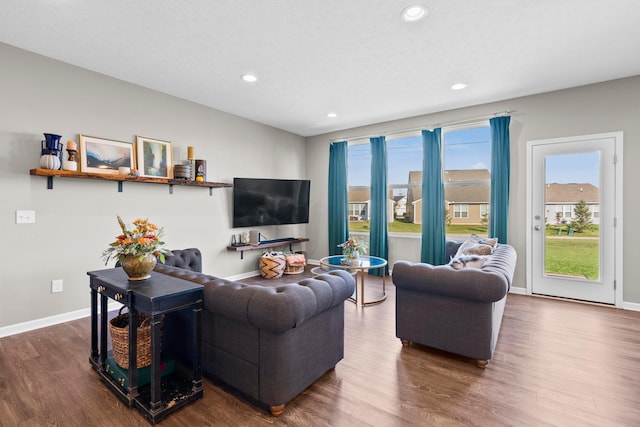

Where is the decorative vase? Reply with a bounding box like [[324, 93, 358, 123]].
[[40, 154, 61, 170], [40, 133, 63, 170], [120, 253, 157, 281], [344, 251, 361, 266]]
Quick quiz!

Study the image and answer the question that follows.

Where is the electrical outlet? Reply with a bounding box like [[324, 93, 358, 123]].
[[16, 210, 36, 224], [51, 279, 63, 293]]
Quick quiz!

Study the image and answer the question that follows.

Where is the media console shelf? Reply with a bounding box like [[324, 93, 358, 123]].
[[29, 168, 232, 195], [227, 238, 309, 259]]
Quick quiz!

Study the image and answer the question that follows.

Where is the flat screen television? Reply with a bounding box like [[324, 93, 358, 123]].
[[233, 178, 311, 228]]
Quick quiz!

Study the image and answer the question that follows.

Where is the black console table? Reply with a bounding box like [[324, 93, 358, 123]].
[[88, 268, 203, 424]]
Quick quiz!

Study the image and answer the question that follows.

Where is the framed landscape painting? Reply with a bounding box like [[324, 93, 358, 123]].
[[136, 136, 173, 178], [79, 135, 135, 174]]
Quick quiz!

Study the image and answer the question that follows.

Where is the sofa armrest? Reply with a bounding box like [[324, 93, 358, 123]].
[[392, 261, 508, 303]]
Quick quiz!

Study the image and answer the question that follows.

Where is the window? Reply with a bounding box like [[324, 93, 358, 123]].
[[347, 143, 371, 232], [388, 134, 422, 232], [453, 204, 469, 218], [345, 123, 492, 239], [443, 125, 491, 238], [480, 204, 489, 223], [348, 203, 367, 220]]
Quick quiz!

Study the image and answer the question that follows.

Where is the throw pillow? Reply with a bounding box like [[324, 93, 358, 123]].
[[454, 239, 493, 257], [479, 237, 498, 249], [449, 255, 488, 270]]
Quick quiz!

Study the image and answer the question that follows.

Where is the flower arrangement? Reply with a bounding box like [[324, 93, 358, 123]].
[[102, 216, 172, 265], [338, 236, 368, 259]]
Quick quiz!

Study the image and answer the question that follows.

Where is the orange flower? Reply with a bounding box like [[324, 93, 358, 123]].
[[102, 216, 172, 266]]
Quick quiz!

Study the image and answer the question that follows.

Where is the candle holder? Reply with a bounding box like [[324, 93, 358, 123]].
[[62, 148, 78, 171]]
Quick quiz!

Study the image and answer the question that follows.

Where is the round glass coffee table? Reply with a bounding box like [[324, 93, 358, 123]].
[[319, 255, 387, 307]]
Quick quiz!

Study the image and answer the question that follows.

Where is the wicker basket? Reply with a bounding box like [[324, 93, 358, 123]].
[[284, 264, 304, 275], [260, 253, 287, 279], [108, 306, 153, 369]]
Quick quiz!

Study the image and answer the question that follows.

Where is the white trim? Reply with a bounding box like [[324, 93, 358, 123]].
[[509, 286, 527, 295], [224, 270, 261, 282], [622, 301, 640, 312], [0, 300, 122, 339]]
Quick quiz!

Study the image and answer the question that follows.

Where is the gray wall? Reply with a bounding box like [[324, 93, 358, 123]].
[[0, 43, 307, 328], [4, 39, 640, 330], [306, 76, 640, 305]]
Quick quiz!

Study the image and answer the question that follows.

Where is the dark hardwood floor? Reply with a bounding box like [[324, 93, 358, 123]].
[[1, 269, 640, 426]]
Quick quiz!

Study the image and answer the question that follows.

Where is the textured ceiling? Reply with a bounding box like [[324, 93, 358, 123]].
[[1, 1, 640, 137]]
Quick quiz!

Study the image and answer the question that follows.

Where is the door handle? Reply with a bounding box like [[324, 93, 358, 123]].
[[534, 225, 541, 230]]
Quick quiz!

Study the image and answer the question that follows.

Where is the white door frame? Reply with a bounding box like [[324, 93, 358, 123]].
[[526, 131, 623, 307]]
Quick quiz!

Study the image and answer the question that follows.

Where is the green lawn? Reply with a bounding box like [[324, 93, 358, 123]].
[[545, 238, 599, 279], [349, 220, 488, 236], [546, 224, 599, 237], [349, 219, 600, 279]]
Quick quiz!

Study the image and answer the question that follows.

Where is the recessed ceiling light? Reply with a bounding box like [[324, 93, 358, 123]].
[[241, 74, 257, 83], [451, 83, 467, 90], [401, 5, 428, 22], [327, 112, 338, 118]]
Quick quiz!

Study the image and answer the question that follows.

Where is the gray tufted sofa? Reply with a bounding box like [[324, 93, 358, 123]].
[[154, 248, 355, 415], [392, 242, 517, 368]]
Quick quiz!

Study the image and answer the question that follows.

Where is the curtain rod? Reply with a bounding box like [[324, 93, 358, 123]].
[[331, 110, 515, 143]]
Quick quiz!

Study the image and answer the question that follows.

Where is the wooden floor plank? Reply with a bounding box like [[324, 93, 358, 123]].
[[1, 269, 639, 426]]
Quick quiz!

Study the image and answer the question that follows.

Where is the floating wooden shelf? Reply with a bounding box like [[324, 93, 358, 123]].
[[30, 168, 232, 195], [227, 238, 309, 259]]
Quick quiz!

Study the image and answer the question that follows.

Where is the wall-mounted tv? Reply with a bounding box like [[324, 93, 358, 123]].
[[233, 178, 311, 228]]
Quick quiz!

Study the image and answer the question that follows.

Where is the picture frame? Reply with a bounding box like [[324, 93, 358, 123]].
[[79, 135, 135, 174], [136, 136, 173, 178]]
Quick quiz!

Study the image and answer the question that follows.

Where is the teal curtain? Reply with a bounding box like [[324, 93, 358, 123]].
[[328, 141, 349, 255], [369, 136, 388, 276], [489, 116, 511, 243], [420, 129, 446, 265]]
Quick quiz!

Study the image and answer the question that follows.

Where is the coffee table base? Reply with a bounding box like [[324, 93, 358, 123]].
[[348, 271, 387, 307]]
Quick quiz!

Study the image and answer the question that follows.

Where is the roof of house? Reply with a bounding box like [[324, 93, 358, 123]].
[[408, 169, 491, 205], [348, 188, 393, 203], [544, 183, 600, 203], [444, 169, 491, 182], [445, 182, 490, 204], [350, 175, 599, 206]]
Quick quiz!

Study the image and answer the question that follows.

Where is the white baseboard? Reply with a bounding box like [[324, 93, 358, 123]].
[[622, 301, 640, 312], [0, 301, 122, 339], [509, 286, 527, 295], [224, 270, 260, 282]]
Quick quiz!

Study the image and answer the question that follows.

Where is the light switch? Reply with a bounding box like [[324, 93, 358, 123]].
[[16, 210, 36, 224]]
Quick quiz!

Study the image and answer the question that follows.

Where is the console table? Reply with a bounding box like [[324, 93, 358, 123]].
[[88, 268, 203, 424]]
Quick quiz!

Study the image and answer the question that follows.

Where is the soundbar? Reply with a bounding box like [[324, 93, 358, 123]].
[[259, 237, 296, 244]]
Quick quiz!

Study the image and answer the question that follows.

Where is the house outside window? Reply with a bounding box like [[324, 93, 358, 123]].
[[348, 202, 368, 221], [545, 184, 600, 224]]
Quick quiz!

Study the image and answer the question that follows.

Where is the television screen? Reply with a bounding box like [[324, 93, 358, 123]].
[[233, 178, 310, 228]]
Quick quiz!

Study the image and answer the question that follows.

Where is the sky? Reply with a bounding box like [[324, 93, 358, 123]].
[[545, 151, 600, 186], [348, 126, 600, 190], [348, 127, 491, 188]]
